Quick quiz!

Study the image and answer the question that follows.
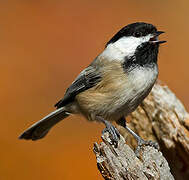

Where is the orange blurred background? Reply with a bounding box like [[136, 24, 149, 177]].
[[1, 1, 189, 179]]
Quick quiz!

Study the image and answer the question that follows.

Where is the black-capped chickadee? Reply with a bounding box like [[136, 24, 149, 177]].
[[19, 22, 166, 149]]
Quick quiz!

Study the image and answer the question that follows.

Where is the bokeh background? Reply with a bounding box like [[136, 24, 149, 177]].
[[1, 0, 189, 179]]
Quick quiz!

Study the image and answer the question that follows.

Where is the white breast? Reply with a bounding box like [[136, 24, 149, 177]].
[[108, 65, 158, 117], [127, 65, 158, 97], [123, 65, 158, 108]]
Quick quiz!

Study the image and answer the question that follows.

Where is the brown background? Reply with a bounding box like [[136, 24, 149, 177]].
[[1, 1, 189, 179]]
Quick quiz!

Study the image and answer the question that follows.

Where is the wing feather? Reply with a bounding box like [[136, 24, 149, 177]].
[[55, 66, 101, 108]]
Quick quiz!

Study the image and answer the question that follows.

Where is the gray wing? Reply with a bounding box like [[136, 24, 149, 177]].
[[55, 65, 101, 108]]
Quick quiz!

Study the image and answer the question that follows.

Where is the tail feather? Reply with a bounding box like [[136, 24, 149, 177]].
[[19, 107, 70, 141]]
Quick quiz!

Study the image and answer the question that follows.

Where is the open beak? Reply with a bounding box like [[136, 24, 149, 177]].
[[149, 31, 166, 44]]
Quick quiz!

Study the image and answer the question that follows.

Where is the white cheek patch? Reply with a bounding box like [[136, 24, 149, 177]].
[[101, 34, 152, 61]]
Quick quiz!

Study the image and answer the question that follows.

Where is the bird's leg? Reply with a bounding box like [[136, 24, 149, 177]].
[[96, 116, 120, 147], [116, 117, 159, 155]]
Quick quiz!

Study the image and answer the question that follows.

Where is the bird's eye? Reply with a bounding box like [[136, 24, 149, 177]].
[[133, 32, 142, 37]]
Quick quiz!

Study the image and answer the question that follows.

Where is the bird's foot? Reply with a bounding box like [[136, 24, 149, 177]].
[[117, 119, 159, 156], [135, 138, 159, 157], [102, 121, 120, 147]]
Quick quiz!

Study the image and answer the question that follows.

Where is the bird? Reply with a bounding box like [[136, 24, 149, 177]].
[[19, 22, 166, 149]]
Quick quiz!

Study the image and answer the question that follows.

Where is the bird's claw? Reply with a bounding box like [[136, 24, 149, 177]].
[[102, 123, 120, 147]]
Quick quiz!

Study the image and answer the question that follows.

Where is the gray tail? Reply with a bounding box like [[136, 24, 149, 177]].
[[19, 107, 70, 141]]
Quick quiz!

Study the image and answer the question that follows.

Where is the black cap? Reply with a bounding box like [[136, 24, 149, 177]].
[[106, 22, 157, 46]]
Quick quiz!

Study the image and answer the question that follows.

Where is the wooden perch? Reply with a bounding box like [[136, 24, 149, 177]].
[[94, 133, 174, 180], [93, 82, 189, 180]]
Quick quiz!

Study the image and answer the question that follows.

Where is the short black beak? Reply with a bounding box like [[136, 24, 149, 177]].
[[150, 31, 166, 44], [155, 31, 165, 36]]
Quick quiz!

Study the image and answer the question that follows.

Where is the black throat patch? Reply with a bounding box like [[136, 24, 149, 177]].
[[122, 42, 159, 71]]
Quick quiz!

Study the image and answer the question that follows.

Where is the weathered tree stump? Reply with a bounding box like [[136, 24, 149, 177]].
[[94, 133, 174, 180]]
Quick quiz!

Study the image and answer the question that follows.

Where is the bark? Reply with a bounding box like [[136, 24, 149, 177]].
[[93, 82, 189, 180]]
